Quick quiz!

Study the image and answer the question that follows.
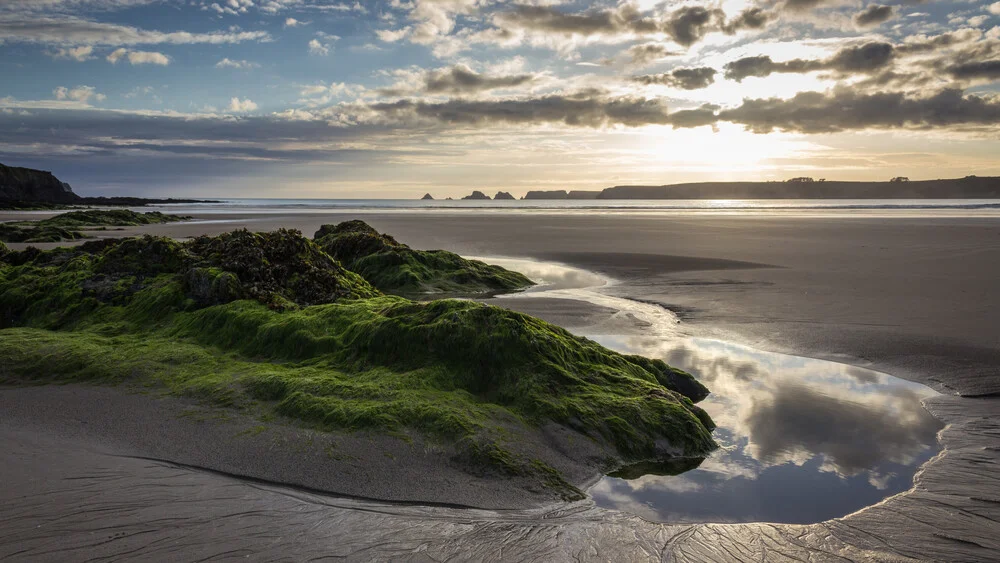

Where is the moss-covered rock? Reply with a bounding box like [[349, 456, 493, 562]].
[[0, 227, 716, 486], [314, 220, 534, 296], [39, 209, 190, 228], [0, 209, 190, 243], [0, 223, 89, 243]]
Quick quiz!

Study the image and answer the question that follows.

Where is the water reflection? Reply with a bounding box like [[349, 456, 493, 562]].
[[482, 256, 943, 524], [589, 336, 943, 524]]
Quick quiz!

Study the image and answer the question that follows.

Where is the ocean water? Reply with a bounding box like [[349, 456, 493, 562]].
[[158, 198, 1000, 216]]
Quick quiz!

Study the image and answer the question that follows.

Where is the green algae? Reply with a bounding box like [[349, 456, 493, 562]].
[[0, 224, 89, 243], [314, 220, 533, 296], [0, 228, 716, 489], [38, 209, 190, 228], [0, 209, 190, 243]]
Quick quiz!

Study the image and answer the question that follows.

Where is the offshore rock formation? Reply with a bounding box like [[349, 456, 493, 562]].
[[313, 220, 533, 295], [494, 191, 516, 200], [0, 163, 80, 203], [421, 193, 434, 200], [0, 227, 716, 496], [462, 190, 491, 200]]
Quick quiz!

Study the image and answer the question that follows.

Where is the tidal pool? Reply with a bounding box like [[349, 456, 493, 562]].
[[486, 256, 944, 525], [586, 336, 943, 524]]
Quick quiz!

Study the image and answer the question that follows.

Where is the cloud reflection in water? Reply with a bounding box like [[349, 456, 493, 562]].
[[588, 336, 942, 524]]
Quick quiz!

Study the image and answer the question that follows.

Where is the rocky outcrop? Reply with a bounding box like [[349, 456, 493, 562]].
[[421, 193, 434, 200], [494, 191, 515, 200], [523, 190, 568, 199], [567, 190, 601, 199], [0, 163, 80, 203], [313, 220, 534, 296], [462, 190, 491, 200]]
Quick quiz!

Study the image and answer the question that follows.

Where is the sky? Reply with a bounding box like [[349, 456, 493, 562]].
[[2, 0, 1000, 198]]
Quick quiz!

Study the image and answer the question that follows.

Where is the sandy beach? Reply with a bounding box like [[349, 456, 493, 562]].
[[3, 209, 999, 560], [7, 210, 996, 395]]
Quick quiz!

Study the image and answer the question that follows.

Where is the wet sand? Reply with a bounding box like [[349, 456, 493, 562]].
[[3, 209, 1000, 560]]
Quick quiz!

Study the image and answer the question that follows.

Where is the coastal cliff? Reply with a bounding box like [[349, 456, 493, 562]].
[[0, 163, 80, 203], [523, 190, 601, 200], [598, 176, 1000, 199]]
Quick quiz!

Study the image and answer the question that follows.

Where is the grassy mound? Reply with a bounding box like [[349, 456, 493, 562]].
[[38, 209, 190, 228], [0, 228, 715, 492], [314, 220, 534, 296], [0, 209, 190, 243]]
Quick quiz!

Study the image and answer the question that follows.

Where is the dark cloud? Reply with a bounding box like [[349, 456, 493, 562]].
[[380, 64, 539, 96], [494, 3, 772, 48], [626, 43, 679, 66], [632, 67, 717, 90], [424, 65, 536, 94], [853, 4, 895, 27], [713, 88, 1000, 133], [724, 42, 895, 81], [369, 94, 672, 127], [946, 60, 1000, 81]]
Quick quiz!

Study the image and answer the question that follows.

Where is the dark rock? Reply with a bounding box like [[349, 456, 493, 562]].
[[421, 193, 434, 200], [0, 163, 80, 203], [523, 190, 568, 200], [462, 191, 491, 200], [494, 191, 516, 200]]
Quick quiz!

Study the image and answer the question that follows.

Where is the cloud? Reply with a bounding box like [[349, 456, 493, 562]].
[[712, 87, 1000, 134], [361, 85, 1000, 135], [853, 4, 895, 27], [0, 14, 270, 46], [107, 47, 169, 65], [369, 92, 673, 127], [625, 43, 678, 66], [469, 3, 774, 51], [308, 38, 329, 55], [284, 17, 305, 27], [947, 60, 1000, 81], [216, 57, 259, 69], [632, 67, 717, 90], [724, 42, 895, 81], [381, 64, 540, 96], [988, 2, 1000, 16], [48, 45, 94, 60], [53, 85, 105, 103], [227, 97, 258, 112]]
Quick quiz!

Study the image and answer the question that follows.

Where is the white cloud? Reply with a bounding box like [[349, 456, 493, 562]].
[[376, 27, 410, 42], [48, 45, 94, 61], [989, 3, 1000, 16], [53, 85, 106, 103], [284, 17, 305, 27], [228, 96, 258, 112], [308, 38, 329, 55], [216, 57, 259, 68], [0, 14, 271, 46], [107, 48, 169, 65]]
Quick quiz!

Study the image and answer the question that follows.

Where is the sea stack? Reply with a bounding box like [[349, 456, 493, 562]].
[[421, 193, 434, 200], [494, 191, 515, 200], [462, 190, 491, 200]]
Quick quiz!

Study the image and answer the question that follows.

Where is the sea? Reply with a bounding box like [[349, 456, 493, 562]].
[[155, 198, 1000, 217]]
